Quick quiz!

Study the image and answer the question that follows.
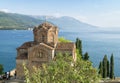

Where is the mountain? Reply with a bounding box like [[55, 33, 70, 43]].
[[0, 11, 43, 30], [0, 11, 99, 32], [33, 16, 100, 32]]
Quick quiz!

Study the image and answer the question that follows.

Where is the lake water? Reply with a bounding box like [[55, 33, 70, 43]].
[[0, 30, 120, 77]]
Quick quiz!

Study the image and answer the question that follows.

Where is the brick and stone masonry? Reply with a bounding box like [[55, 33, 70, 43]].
[[16, 22, 76, 79]]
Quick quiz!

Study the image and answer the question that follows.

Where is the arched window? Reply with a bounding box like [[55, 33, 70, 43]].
[[52, 35, 54, 42], [50, 34, 54, 42], [37, 51, 43, 58], [42, 35, 45, 42]]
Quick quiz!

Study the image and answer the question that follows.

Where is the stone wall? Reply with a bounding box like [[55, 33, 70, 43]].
[[33, 23, 58, 46], [16, 22, 76, 79], [28, 44, 53, 68], [16, 59, 28, 79], [17, 49, 27, 56], [47, 28, 58, 45]]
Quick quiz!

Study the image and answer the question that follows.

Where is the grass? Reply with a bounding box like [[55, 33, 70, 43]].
[[58, 37, 71, 43]]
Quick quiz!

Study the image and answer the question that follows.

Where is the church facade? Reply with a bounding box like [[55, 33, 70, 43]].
[[16, 22, 76, 79]]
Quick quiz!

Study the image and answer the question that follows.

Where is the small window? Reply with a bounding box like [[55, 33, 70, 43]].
[[42, 35, 45, 42], [50, 34, 54, 42], [37, 51, 43, 58]]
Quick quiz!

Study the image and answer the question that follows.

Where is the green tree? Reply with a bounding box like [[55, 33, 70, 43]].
[[75, 38, 79, 49], [99, 61, 103, 77], [0, 64, 4, 75], [75, 38, 82, 57], [24, 53, 99, 83], [102, 55, 108, 78], [110, 54, 114, 79], [107, 60, 109, 77], [83, 52, 89, 60]]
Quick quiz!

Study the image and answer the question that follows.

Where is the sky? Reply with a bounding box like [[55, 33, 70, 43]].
[[0, 0, 120, 27]]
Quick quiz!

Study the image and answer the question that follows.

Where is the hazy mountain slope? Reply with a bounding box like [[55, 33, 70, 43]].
[[34, 16, 99, 32], [0, 12, 43, 30], [0, 11, 99, 32]]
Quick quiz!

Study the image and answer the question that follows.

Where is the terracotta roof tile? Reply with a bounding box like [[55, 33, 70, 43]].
[[17, 41, 36, 49], [16, 53, 28, 59], [40, 43, 54, 49], [56, 43, 75, 50]]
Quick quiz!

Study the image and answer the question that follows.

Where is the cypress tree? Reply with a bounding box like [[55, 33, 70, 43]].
[[99, 61, 103, 77], [103, 55, 107, 78], [107, 60, 109, 77], [110, 54, 114, 79], [75, 38, 82, 57], [83, 52, 89, 60], [78, 39, 82, 56], [75, 38, 79, 49]]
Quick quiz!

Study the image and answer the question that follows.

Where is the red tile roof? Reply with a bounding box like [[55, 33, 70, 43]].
[[56, 43, 75, 50], [40, 43, 54, 49], [17, 41, 36, 49], [16, 53, 28, 59]]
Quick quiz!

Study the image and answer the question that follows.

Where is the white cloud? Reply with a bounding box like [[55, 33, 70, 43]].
[[42, 12, 64, 18], [93, 11, 120, 27], [73, 15, 88, 22], [77, 11, 120, 27], [0, 9, 10, 13], [99, 11, 120, 17], [53, 13, 63, 17]]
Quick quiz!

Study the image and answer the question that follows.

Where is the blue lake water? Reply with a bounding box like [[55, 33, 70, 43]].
[[0, 30, 120, 77]]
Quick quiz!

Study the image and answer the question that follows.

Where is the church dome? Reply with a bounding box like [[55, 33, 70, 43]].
[[34, 22, 57, 30], [40, 22, 54, 27], [33, 22, 58, 44]]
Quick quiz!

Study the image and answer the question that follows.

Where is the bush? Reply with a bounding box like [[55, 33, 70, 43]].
[[58, 37, 71, 43], [24, 53, 99, 83], [0, 64, 4, 75]]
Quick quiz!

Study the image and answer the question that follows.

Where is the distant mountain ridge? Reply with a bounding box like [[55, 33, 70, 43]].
[[0, 11, 99, 32], [32, 16, 100, 32], [0, 11, 43, 30]]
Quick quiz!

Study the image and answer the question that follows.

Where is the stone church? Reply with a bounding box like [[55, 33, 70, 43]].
[[16, 22, 76, 79]]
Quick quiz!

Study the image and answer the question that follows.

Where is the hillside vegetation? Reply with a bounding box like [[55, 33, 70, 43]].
[[0, 12, 43, 30], [0, 12, 99, 32]]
